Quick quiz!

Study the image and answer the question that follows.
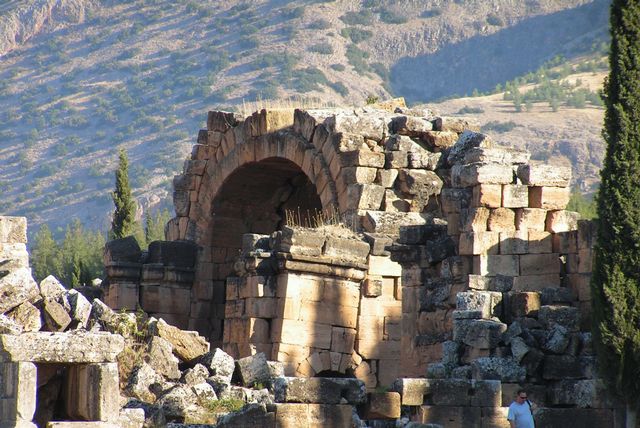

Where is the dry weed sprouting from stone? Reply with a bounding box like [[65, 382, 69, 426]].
[[238, 95, 337, 117], [284, 206, 357, 232]]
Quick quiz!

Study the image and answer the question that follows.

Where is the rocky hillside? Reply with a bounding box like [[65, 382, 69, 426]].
[[0, 0, 609, 236]]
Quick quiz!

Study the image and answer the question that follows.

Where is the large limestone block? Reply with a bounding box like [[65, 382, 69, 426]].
[[39, 276, 67, 300], [471, 184, 502, 208], [0, 361, 36, 422], [391, 378, 430, 406], [0, 268, 39, 314], [325, 111, 388, 141], [463, 147, 530, 165], [0, 316, 22, 335], [460, 207, 490, 232], [451, 163, 513, 188], [65, 363, 119, 422], [517, 163, 571, 187], [397, 169, 443, 203], [546, 210, 580, 233], [275, 403, 352, 428], [198, 348, 236, 383], [502, 184, 529, 208], [146, 336, 180, 380], [453, 319, 507, 349], [274, 377, 365, 404], [487, 208, 516, 232], [42, 299, 72, 332], [440, 188, 472, 214], [363, 392, 401, 419], [471, 357, 526, 382], [456, 291, 502, 319], [515, 208, 547, 231], [66, 289, 91, 329], [216, 403, 275, 428], [0, 217, 27, 244], [519, 253, 561, 276], [0, 243, 29, 271], [529, 186, 571, 210], [458, 232, 500, 256], [446, 131, 492, 166], [499, 230, 529, 254], [0, 332, 124, 363], [323, 236, 370, 264], [538, 305, 580, 331], [533, 408, 613, 427], [473, 254, 519, 277], [150, 318, 209, 362], [236, 352, 271, 387], [5, 300, 41, 333], [207, 110, 240, 132], [103, 237, 141, 264], [507, 291, 541, 318], [420, 405, 481, 428]]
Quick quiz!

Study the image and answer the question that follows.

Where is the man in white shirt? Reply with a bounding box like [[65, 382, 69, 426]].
[[507, 389, 535, 428]]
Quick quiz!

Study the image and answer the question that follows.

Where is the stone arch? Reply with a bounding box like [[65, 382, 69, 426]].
[[168, 109, 344, 343]]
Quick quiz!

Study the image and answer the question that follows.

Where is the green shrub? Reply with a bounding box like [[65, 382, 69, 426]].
[[422, 8, 442, 18], [457, 105, 485, 114], [379, 8, 408, 24], [288, 67, 329, 92], [331, 64, 346, 71], [308, 19, 331, 30], [205, 398, 245, 414], [340, 27, 372, 43], [330, 81, 349, 97], [481, 120, 519, 133], [486, 13, 503, 26], [340, 10, 374, 26], [345, 44, 370, 74], [308, 42, 333, 55]]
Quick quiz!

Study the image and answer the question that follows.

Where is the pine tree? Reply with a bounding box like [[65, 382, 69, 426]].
[[111, 148, 137, 240], [591, 2, 640, 426], [30, 224, 61, 282]]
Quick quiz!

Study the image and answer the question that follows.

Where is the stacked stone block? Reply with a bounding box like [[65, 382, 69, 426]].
[[103, 239, 197, 329], [221, 226, 405, 391]]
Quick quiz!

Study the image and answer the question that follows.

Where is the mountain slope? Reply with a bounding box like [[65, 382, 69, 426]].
[[0, 0, 609, 236]]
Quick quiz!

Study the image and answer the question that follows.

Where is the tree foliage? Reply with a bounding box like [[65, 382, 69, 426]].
[[591, 0, 640, 419], [111, 148, 137, 240], [30, 220, 105, 286]]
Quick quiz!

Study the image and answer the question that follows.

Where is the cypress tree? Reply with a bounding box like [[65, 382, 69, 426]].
[[111, 148, 136, 240], [592, 1, 640, 426]]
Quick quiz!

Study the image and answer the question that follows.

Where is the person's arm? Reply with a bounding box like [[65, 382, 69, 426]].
[[507, 405, 516, 428]]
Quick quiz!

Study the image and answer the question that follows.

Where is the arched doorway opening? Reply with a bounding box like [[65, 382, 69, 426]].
[[207, 157, 323, 345]]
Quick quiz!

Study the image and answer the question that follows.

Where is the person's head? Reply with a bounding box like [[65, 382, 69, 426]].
[[516, 389, 528, 403]]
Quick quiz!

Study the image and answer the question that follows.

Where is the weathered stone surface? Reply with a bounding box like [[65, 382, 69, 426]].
[[532, 408, 613, 427], [65, 363, 119, 422], [463, 147, 530, 166], [66, 289, 92, 329], [0, 268, 39, 314], [363, 392, 401, 419], [392, 378, 430, 406], [397, 169, 443, 207], [146, 336, 180, 380], [42, 299, 72, 332], [126, 363, 162, 402], [517, 163, 571, 187], [39, 276, 67, 300], [420, 405, 481, 428], [150, 318, 209, 362], [0, 314, 22, 335], [548, 379, 612, 408], [471, 357, 526, 382], [510, 336, 530, 363], [456, 291, 502, 319], [274, 377, 365, 404], [182, 364, 209, 386], [447, 131, 492, 166], [0, 217, 27, 243], [0, 361, 37, 422], [542, 355, 586, 379], [543, 323, 570, 354], [103, 237, 141, 264], [236, 352, 271, 388], [216, 403, 276, 427], [197, 348, 235, 383], [451, 163, 513, 188], [155, 383, 199, 421], [538, 305, 580, 332], [0, 331, 124, 363], [453, 319, 507, 349], [4, 302, 41, 333]]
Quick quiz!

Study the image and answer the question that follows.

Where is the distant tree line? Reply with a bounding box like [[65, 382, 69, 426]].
[[29, 149, 171, 287]]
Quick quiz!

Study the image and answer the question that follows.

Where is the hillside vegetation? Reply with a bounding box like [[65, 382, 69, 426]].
[[0, 0, 609, 236]]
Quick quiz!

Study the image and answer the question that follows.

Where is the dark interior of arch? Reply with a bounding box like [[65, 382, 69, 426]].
[[208, 157, 322, 344]]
